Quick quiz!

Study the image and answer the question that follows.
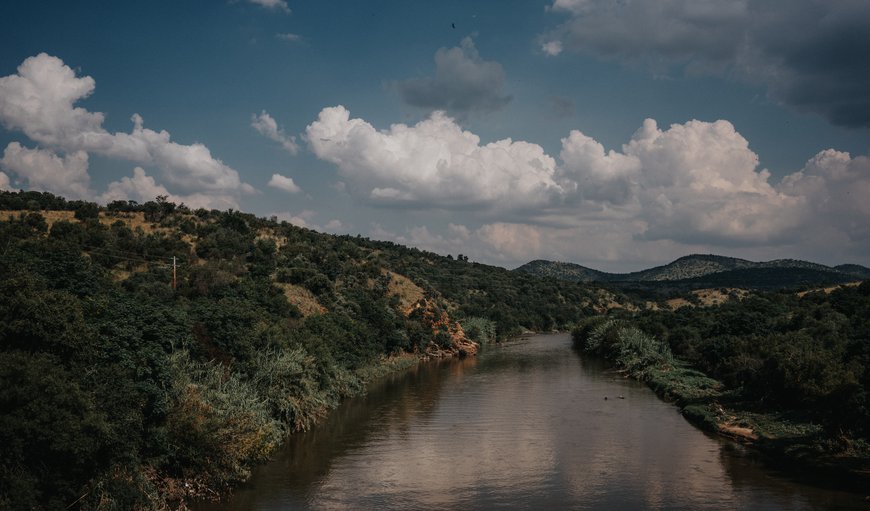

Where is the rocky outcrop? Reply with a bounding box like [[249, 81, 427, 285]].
[[405, 297, 478, 358]]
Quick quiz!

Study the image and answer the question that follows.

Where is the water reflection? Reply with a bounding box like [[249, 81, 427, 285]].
[[195, 334, 867, 511]]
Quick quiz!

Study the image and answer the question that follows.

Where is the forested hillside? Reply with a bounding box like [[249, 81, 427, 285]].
[[0, 191, 613, 510]]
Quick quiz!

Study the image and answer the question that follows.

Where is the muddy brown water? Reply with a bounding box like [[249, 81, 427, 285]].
[[194, 334, 868, 510]]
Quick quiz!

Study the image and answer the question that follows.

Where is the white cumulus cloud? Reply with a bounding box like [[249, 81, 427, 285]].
[[251, 110, 299, 154], [267, 173, 302, 193], [367, 223, 475, 259], [541, 41, 563, 56], [248, 0, 290, 14], [547, 118, 808, 246], [309, 106, 870, 266], [781, 150, 870, 250], [616, 118, 803, 245], [558, 129, 640, 204], [306, 106, 562, 210], [0, 53, 253, 203], [101, 167, 239, 210], [0, 54, 104, 151], [324, 219, 344, 231], [1, 142, 91, 199], [549, 0, 596, 14], [306, 106, 802, 245], [476, 223, 544, 262], [273, 209, 316, 229]]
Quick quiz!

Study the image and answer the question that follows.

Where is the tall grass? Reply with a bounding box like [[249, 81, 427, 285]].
[[248, 348, 334, 433], [460, 317, 497, 345], [614, 326, 673, 376], [572, 317, 673, 377], [165, 351, 282, 487]]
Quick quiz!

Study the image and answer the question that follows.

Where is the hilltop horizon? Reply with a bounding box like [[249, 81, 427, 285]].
[[5, 188, 869, 274], [513, 253, 870, 275]]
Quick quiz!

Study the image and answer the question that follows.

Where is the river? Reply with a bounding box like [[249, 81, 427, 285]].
[[195, 333, 867, 510]]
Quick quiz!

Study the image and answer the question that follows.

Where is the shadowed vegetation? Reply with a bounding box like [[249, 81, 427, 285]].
[[573, 283, 870, 475]]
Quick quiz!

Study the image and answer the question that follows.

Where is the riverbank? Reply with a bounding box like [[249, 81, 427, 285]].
[[177, 336, 480, 509], [571, 320, 870, 485], [646, 364, 870, 478], [156, 352, 416, 509]]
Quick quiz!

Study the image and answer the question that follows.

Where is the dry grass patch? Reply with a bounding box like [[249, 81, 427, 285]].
[[693, 288, 748, 306], [382, 270, 424, 312], [1, 209, 76, 225], [591, 289, 638, 313], [100, 211, 165, 233], [644, 301, 661, 311], [110, 268, 133, 282], [665, 297, 693, 310], [255, 229, 288, 249], [109, 262, 150, 282], [0, 210, 170, 235], [796, 281, 861, 298], [666, 288, 749, 310], [276, 282, 324, 317]]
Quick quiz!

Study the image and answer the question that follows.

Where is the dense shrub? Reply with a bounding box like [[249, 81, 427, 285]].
[[626, 285, 870, 436], [461, 317, 497, 345], [248, 349, 333, 432], [164, 351, 281, 487], [572, 318, 673, 377]]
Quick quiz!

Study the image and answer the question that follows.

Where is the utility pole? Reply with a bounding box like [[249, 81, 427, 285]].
[[172, 256, 177, 290]]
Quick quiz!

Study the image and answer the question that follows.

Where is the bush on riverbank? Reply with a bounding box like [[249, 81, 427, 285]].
[[460, 317, 497, 346], [572, 318, 674, 377]]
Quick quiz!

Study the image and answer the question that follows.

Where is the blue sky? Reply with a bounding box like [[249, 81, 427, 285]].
[[1, 0, 869, 271]]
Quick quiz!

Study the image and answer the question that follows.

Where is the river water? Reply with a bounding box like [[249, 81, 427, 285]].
[[195, 334, 867, 510]]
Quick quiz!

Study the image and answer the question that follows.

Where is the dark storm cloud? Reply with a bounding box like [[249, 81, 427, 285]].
[[542, 0, 870, 128], [397, 37, 512, 116], [768, 14, 870, 127]]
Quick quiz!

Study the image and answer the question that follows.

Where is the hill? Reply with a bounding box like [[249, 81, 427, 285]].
[[515, 254, 868, 290], [835, 264, 870, 278], [514, 259, 613, 282]]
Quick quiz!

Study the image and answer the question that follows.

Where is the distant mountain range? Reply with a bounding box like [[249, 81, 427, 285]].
[[514, 254, 870, 290]]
